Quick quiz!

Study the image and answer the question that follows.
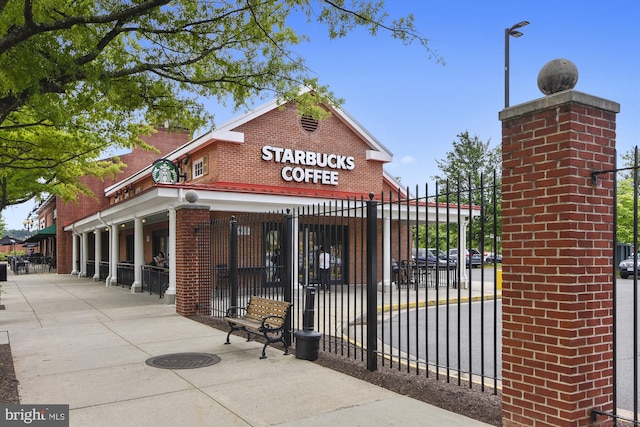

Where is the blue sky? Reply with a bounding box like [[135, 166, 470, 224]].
[[3, 0, 639, 230]]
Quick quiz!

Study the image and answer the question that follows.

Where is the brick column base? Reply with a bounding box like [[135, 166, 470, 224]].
[[175, 204, 210, 316]]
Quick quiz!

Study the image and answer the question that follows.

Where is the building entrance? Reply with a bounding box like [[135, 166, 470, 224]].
[[298, 224, 346, 288]]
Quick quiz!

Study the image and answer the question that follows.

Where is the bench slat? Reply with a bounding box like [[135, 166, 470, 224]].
[[244, 297, 289, 325]]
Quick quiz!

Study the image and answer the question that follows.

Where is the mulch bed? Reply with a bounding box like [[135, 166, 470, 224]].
[[0, 343, 20, 404]]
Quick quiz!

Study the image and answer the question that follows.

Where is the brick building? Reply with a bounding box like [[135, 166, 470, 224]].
[[33, 94, 472, 311]]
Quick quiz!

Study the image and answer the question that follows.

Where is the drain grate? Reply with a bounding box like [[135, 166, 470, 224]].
[[145, 353, 221, 369]]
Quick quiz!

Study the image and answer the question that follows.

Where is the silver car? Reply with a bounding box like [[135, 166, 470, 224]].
[[448, 248, 482, 268], [619, 254, 640, 279]]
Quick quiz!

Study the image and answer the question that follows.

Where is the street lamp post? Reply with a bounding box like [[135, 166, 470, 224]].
[[504, 20, 529, 108], [23, 218, 36, 233]]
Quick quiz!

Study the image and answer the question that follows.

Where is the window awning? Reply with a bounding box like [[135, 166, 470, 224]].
[[24, 224, 56, 242]]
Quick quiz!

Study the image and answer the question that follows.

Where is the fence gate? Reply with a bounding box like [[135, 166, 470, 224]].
[[591, 147, 640, 425]]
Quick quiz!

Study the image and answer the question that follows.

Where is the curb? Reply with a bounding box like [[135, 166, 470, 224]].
[[378, 293, 502, 314]]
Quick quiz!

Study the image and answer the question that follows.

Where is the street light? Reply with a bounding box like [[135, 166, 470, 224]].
[[504, 20, 529, 108], [23, 217, 36, 233]]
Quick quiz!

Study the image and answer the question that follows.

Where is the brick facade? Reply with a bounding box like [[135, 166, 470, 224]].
[[51, 98, 397, 311], [189, 103, 385, 198], [500, 91, 619, 426], [56, 127, 191, 273]]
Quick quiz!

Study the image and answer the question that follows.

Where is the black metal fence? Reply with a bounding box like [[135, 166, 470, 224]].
[[199, 177, 502, 391], [206, 213, 290, 319], [116, 263, 134, 287], [8, 256, 55, 274], [86, 260, 95, 278], [591, 148, 640, 425], [106, 262, 168, 298], [141, 265, 169, 298], [86, 260, 109, 281], [98, 261, 109, 281], [377, 181, 502, 392]]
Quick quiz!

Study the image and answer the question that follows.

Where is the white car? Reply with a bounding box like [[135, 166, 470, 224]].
[[448, 248, 482, 268], [484, 252, 503, 263]]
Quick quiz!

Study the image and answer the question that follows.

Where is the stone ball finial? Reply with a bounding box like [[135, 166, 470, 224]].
[[537, 58, 579, 95], [184, 190, 199, 203]]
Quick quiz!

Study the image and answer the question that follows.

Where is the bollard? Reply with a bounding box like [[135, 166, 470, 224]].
[[295, 286, 321, 361], [302, 285, 315, 330]]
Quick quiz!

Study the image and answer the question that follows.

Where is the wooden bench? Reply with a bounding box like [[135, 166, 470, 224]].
[[224, 296, 292, 359]]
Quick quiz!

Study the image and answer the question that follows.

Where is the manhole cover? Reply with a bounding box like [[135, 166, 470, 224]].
[[145, 353, 221, 369]]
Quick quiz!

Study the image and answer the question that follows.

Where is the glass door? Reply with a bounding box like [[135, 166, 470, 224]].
[[264, 223, 283, 286], [298, 225, 346, 287]]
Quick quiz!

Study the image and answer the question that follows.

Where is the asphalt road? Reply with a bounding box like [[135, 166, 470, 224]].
[[380, 299, 501, 384]]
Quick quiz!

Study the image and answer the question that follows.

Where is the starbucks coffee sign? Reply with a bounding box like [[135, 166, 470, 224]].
[[151, 159, 179, 184], [261, 146, 355, 186]]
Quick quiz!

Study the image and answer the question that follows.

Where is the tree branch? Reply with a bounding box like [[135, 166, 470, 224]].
[[0, 0, 171, 55]]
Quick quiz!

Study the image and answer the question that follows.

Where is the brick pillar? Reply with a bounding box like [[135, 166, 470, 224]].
[[175, 204, 210, 316], [500, 90, 619, 426]]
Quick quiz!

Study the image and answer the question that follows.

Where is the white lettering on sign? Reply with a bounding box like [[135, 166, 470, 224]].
[[281, 167, 339, 185], [261, 146, 355, 186]]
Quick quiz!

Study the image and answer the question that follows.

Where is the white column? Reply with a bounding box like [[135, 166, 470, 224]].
[[109, 224, 119, 286], [381, 216, 392, 292], [164, 208, 177, 305], [131, 217, 143, 293], [71, 234, 78, 275], [81, 231, 89, 277], [94, 229, 101, 281]]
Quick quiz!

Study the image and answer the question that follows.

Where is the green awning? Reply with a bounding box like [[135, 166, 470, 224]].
[[38, 224, 56, 235], [24, 224, 56, 242]]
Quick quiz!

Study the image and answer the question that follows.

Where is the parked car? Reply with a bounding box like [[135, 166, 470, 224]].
[[447, 248, 482, 268], [484, 252, 503, 263], [428, 248, 456, 269], [619, 254, 640, 279], [412, 248, 455, 269]]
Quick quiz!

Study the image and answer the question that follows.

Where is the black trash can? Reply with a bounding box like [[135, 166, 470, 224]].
[[0, 263, 7, 281], [295, 329, 321, 361], [295, 286, 321, 361]]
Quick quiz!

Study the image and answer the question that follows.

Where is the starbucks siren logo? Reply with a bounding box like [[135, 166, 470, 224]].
[[151, 159, 178, 184]]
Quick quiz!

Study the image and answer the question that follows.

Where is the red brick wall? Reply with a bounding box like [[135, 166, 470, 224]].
[[501, 94, 617, 426], [189, 103, 385, 198], [175, 205, 210, 316], [59, 127, 191, 225], [57, 228, 73, 274]]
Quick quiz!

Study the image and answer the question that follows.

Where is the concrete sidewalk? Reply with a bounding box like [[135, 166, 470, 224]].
[[0, 270, 492, 426]]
